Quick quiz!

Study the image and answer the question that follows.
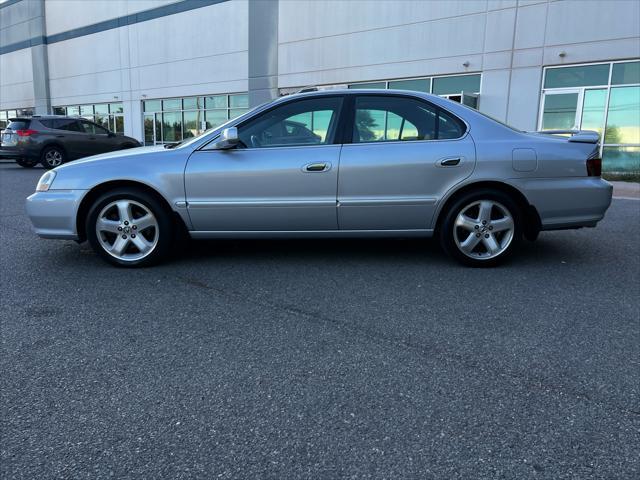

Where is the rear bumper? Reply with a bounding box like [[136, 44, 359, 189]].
[[25, 190, 85, 240], [512, 177, 613, 230], [0, 146, 24, 159]]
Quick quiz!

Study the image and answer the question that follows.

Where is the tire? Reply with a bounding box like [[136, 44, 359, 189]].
[[86, 188, 173, 267], [15, 157, 38, 168], [439, 189, 522, 267], [40, 146, 66, 169]]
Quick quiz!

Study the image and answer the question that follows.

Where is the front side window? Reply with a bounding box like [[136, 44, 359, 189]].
[[352, 96, 464, 143], [238, 97, 343, 148]]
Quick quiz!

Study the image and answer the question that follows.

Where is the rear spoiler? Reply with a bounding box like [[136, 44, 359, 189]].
[[537, 130, 600, 144]]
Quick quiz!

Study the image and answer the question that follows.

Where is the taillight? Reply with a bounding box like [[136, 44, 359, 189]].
[[586, 157, 602, 177], [15, 129, 38, 137]]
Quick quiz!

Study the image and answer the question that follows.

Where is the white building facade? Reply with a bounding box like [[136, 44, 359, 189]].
[[1, 0, 639, 173]]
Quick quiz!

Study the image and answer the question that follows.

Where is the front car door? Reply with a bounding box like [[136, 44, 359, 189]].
[[184, 96, 344, 232], [79, 120, 114, 155], [338, 94, 476, 230]]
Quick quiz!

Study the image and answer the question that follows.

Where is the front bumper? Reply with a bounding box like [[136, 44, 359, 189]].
[[513, 177, 613, 230], [25, 190, 86, 240]]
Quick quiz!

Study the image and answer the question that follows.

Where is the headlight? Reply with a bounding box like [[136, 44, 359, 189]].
[[36, 171, 57, 192]]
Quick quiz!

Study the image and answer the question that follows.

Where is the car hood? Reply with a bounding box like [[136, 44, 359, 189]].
[[55, 145, 166, 170]]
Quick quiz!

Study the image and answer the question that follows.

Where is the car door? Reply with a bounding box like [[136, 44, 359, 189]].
[[51, 118, 87, 160], [184, 96, 344, 232], [79, 120, 114, 155], [337, 94, 476, 230]]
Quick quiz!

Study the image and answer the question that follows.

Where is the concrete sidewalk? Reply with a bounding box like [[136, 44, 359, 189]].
[[611, 181, 640, 199]]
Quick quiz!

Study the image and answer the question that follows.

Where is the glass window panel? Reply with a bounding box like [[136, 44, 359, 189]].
[[229, 94, 248, 108], [183, 97, 198, 110], [94, 104, 109, 115], [154, 114, 162, 143], [79, 105, 94, 115], [611, 61, 640, 85], [162, 98, 181, 111], [230, 108, 249, 119], [348, 82, 386, 90], [183, 111, 200, 138], [580, 89, 607, 138], [143, 100, 161, 113], [605, 86, 640, 144], [544, 64, 610, 88], [432, 74, 481, 95], [114, 115, 124, 135], [109, 103, 123, 113], [144, 114, 155, 144], [7, 110, 16, 118], [53, 106, 66, 115], [602, 146, 640, 174], [238, 97, 342, 148], [388, 78, 430, 93], [95, 115, 110, 131], [355, 109, 387, 141], [541, 93, 579, 130], [205, 110, 228, 129], [162, 112, 182, 142], [67, 106, 80, 116], [206, 95, 227, 109], [230, 94, 249, 108]]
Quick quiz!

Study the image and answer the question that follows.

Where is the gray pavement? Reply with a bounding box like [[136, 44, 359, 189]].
[[1, 162, 639, 479]]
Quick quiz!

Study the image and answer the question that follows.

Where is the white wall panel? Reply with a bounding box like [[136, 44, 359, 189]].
[[44, 0, 179, 36], [0, 49, 34, 108]]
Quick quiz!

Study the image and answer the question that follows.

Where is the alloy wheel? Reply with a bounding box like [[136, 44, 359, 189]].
[[95, 199, 159, 262], [44, 149, 63, 167], [453, 200, 515, 260]]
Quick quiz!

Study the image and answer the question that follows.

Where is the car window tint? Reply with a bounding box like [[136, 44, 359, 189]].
[[54, 119, 82, 132], [238, 97, 342, 148], [80, 121, 97, 134], [352, 96, 464, 143], [6, 120, 30, 130], [39, 119, 55, 129]]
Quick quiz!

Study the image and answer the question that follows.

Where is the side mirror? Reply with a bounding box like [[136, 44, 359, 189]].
[[213, 127, 239, 149]]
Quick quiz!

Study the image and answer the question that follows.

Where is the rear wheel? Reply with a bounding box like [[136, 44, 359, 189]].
[[86, 188, 172, 267], [40, 146, 65, 169], [439, 189, 522, 267], [15, 157, 38, 168]]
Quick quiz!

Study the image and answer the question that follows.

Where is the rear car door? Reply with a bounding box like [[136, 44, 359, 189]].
[[79, 120, 115, 155], [338, 94, 476, 230], [51, 119, 88, 159], [184, 96, 344, 232]]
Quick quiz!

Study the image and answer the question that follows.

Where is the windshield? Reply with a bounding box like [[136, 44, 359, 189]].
[[172, 105, 262, 149]]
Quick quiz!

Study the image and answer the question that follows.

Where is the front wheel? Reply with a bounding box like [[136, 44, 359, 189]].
[[439, 189, 522, 267], [40, 146, 65, 169], [86, 188, 172, 267]]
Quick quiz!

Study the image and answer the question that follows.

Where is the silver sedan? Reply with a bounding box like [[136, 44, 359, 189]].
[[26, 90, 613, 267]]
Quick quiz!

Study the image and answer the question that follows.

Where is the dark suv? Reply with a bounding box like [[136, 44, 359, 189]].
[[0, 116, 140, 169]]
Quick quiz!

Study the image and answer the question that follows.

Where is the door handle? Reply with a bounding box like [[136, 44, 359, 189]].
[[440, 157, 461, 166], [304, 162, 330, 172]]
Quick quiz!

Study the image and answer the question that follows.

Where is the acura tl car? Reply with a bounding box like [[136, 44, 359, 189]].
[[25, 90, 613, 267], [0, 116, 140, 169]]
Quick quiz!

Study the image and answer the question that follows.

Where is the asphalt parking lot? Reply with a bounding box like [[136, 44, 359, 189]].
[[1, 162, 639, 479]]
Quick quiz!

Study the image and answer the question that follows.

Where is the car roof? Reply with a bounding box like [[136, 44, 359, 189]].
[[8, 115, 83, 121]]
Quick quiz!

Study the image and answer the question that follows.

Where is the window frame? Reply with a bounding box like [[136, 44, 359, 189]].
[[344, 93, 468, 146], [226, 94, 347, 150]]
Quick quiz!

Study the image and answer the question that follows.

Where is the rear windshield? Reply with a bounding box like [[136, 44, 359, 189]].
[[6, 120, 30, 130]]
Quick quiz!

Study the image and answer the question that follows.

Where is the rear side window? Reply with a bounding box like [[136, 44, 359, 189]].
[[352, 96, 465, 143], [6, 120, 30, 131], [53, 119, 82, 132], [39, 119, 55, 129]]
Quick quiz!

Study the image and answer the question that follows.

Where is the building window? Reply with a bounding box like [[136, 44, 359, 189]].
[[347, 73, 481, 108], [52, 103, 124, 134], [0, 108, 34, 129], [142, 93, 249, 145], [540, 60, 640, 176]]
